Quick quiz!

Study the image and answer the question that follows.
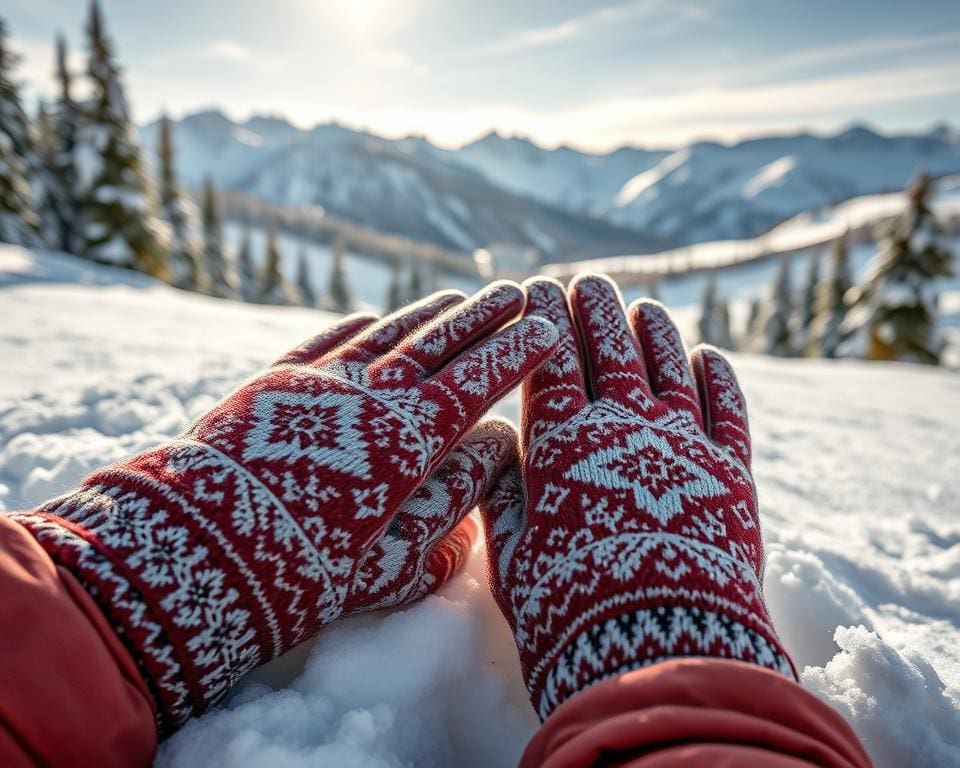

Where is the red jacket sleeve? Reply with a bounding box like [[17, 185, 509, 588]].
[[520, 658, 873, 768], [0, 516, 157, 768]]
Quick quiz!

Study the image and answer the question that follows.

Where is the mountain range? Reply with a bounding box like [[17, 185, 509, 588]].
[[141, 112, 960, 259]]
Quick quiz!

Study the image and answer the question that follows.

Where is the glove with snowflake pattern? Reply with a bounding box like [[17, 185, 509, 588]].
[[12, 283, 557, 732], [481, 274, 796, 720]]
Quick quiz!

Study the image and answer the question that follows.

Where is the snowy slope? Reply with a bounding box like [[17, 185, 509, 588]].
[[1, 246, 959, 767], [139, 112, 659, 259], [604, 125, 960, 243]]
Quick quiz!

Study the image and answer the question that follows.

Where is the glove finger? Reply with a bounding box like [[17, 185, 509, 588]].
[[690, 344, 752, 468], [412, 514, 478, 600], [521, 277, 589, 447], [345, 418, 516, 612], [568, 273, 650, 402], [628, 299, 704, 429], [271, 312, 378, 367], [320, 290, 465, 368], [423, 316, 558, 460], [478, 460, 525, 618], [374, 281, 524, 384]]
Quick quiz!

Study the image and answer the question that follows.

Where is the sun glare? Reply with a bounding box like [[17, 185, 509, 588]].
[[335, 0, 389, 29]]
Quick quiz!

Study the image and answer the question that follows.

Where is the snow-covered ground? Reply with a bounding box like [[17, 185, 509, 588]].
[[1, 246, 959, 767]]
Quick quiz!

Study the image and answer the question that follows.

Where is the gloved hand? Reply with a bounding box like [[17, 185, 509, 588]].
[[12, 283, 557, 731], [481, 274, 795, 721]]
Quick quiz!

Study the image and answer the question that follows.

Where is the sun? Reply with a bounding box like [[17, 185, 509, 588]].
[[335, 0, 389, 28]]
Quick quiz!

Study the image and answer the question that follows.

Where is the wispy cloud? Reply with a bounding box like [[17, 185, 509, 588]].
[[206, 40, 253, 62], [365, 49, 430, 77], [479, 0, 715, 56]]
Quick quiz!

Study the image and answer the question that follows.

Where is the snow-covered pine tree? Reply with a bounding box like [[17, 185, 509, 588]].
[[843, 172, 954, 364], [325, 236, 352, 313], [47, 34, 81, 253], [296, 246, 316, 307], [0, 19, 42, 245], [697, 275, 719, 345], [762, 256, 794, 356], [32, 100, 61, 245], [696, 275, 733, 348], [807, 232, 852, 358], [386, 260, 403, 311], [200, 176, 240, 299], [407, 262, 423, 304], [743, 297, 762, 347], [156, 114, 201, 290], [257, 224, 296, 305], [76, 1, 166, 276], [797, 251, 820, 346], [235, 226, 257, 302], [715, 297, 735, 350]]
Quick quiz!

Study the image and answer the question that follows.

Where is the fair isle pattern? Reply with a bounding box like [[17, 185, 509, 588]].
[[485, 276, 794, 720], [538, 606, 795, 719], [13, 289, 557, 730]]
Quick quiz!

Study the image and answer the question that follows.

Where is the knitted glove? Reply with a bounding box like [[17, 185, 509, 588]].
[[481, 274, 795, 721], [12, 283, 557, 732]]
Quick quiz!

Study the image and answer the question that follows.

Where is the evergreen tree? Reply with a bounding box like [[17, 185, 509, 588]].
[[257, 224, 296, 305], [0, 20, 42, 245], [48, 34, 80, 253], [156, 113, 200, 289], [715, 297, 734, 351], [762, 256, 794, 356], [235, 226, 257, 302], [696, 275, 734, 349], [843, 173, 953, 364], [296, 246, 316, 307], [407, 261, 423, 303], [75, 1, 166, 275], [743, 297, 762, 346], [32, 100, 61, 245], [807, 232, 853, 358], [386, 260, 403, 311], [325, 236, 352, 313], [798, 251, 820, 335], [200, 176, 239, 299]]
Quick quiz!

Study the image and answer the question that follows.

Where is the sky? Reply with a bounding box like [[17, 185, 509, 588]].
[[5, 0, 960, 151]]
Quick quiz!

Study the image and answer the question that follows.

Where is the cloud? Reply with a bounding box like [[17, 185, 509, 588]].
[[316, 62, 960, 151], [365, 49, 430, 77], [479, 0, 714, 56], [206, 40, 253, 62]]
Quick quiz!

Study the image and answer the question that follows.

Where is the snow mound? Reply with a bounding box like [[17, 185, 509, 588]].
[[2, 246, 959, 767]]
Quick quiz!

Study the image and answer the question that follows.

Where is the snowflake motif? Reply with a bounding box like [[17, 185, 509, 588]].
[[243, 389, 371, 479], [535, 483, 570, 515], [564, 430, 729, 524]]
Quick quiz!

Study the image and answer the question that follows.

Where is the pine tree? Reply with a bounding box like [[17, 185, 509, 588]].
[[843, 172, 953, 364], [407, 261, 423, 304], [296, 246, 316, 307], [386, 260, 403, 311], [807, 232, 852, 358], [0, 20, 42, 245], [33, 100, 61, 245], [696, 275, 733, 349], [235, 226, 256, 302], [75, 1, 166, 276], [200, 176, 239, 299], [762, 256, 794, 356], [156, 113, 200, 290], [743, 297, 762, 346], [798, 251, 820, 338], [325, 236, 352, 313], [48, 34, 81, 253], [257, 224, 296, 305]]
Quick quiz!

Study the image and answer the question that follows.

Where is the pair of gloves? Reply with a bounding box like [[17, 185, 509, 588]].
[[12, 275, 794, 734]]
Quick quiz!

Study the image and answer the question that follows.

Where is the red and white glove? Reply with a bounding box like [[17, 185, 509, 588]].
[[481, 274, 795, 720], [12, 283, 557, 732]]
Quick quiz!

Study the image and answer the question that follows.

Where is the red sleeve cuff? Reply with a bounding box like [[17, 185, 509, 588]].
[[520, 658, 872, 768], [0, 516, 157, 767]]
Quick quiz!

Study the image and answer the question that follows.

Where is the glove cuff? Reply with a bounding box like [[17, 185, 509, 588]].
[[531, 605, 796, 720]]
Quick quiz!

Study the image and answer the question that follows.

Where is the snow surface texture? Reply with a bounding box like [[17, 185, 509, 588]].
[[1, 246, 959, 767]]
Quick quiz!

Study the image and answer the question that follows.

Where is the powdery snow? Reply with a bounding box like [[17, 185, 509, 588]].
[[1, 246, 959, 767]]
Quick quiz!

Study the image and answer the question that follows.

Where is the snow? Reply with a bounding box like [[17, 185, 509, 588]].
[[2, 245, 959, 767]]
